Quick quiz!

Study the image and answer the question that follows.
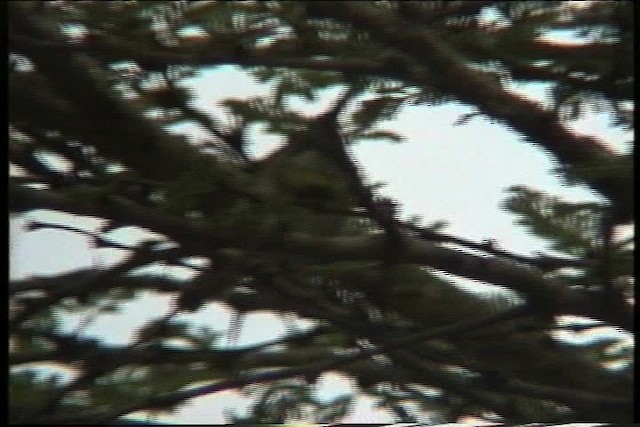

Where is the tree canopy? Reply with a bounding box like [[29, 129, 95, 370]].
[[9, 1, 634, 424]]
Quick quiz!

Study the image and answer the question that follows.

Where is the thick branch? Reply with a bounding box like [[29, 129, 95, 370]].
[[9, 184, 633, 331], [9, 3, 203, 183], [304, 2, 633, 223]]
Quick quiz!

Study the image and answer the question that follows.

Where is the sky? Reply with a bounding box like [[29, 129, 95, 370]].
[[9, 49, 632, 427]]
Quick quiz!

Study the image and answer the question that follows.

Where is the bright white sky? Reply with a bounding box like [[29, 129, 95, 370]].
[[10, 58, 631, 425]]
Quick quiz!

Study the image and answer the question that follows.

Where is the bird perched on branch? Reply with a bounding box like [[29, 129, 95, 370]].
[[249, 88, 363, 235]]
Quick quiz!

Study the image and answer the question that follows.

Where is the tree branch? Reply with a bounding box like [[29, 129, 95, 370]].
[[42, 305, 527, 423], [10, 184, 633, 331], [304, 1, 633, 224]]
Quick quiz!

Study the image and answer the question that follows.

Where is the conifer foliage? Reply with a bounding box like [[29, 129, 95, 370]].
[[9, 1, 633, 424]]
